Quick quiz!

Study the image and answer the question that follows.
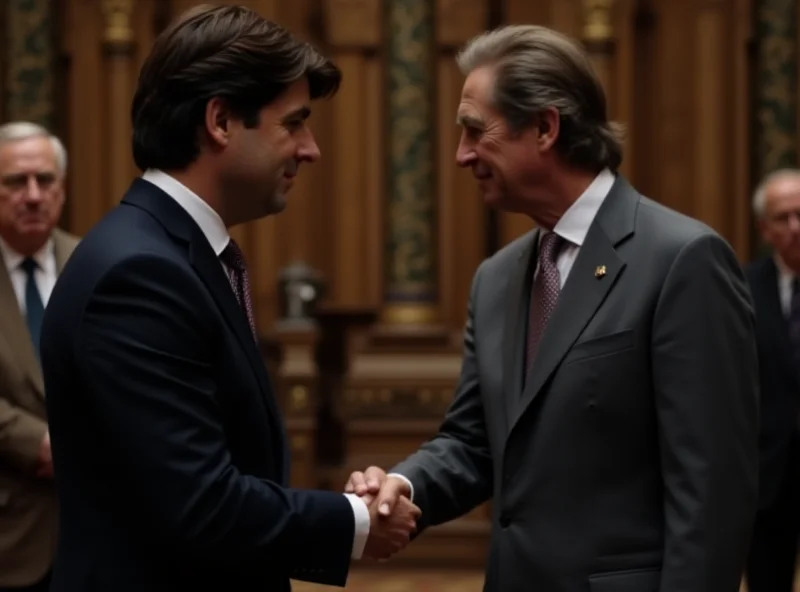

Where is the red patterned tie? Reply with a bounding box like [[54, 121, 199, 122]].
[[220, 239, 258, 342], [525, 232, 564, 382]]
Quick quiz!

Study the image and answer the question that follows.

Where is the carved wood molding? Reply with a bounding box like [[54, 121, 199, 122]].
[[323, 0, 381, 49], [101, 0, 135, 51], [436, 0, 489, 49]]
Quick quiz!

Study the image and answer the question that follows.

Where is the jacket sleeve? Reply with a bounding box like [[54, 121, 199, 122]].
[[0, 397, 46, 473], [390, 262, 493, 531], [652, 233, 759, 592]]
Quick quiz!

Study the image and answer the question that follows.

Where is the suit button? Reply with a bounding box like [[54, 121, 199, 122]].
[[499, 514, 510, 528]]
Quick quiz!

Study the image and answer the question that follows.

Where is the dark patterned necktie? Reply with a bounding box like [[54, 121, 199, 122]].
[[525, 232, 564, 383], [789, 277, 800, 371], [20, 257, 45, 361], [220, 239, 258, 342]]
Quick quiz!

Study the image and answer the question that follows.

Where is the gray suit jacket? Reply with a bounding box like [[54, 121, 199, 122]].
[[392, 177, 759, 592]]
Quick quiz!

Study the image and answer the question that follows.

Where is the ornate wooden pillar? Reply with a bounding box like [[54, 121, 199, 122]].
[[101, 0, 136, 209], [335, 0, 489, 568], [581, 0, 620, 174], [4, 0, 56, 126], [755, 0, 797, 177], [380, 0, 439, 327], [582, 0, 616, 100]]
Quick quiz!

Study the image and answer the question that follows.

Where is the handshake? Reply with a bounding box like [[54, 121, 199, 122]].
[[345, 466, 421, 561]]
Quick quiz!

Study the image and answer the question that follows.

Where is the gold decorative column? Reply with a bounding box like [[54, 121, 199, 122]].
[[101, 0, 137, 207], [380, 0, 438, 327], [4, 0, 55, 126], [581, 0, 615, 106]]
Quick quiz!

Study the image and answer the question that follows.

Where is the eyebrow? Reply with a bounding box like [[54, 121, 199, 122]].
[[282, 106, 311, 122], [456, 114, 484, 129]]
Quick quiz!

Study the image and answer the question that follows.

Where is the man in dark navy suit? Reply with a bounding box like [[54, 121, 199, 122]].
[[39, 6, 419, 592], [745, 169, 800, 592]]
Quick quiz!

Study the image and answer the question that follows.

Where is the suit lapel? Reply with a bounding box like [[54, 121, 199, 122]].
[[502, 230, 539, 426], [0, 248, 44, 397], [188, 239, 276, 403], [53, 228, 78, 273], [508, 176, 637, 434], [122, 180, 287, 475]]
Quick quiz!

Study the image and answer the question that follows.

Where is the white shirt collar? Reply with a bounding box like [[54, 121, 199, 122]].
[[0, 235, 55, 274], [549, 168, 616, 247], [141, 169, 230, 256], [774, 254, 798, 314]]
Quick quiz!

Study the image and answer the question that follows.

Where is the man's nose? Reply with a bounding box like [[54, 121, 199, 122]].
[[788, 212, 800, 234], [298, 130, 321, 163], [24, 176, 44, 201], [456, 140, 476, 168]]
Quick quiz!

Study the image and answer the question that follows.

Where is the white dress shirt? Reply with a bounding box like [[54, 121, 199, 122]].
[[141, 169, 371, 559], [391, 168, 616, 503], [774, 256, 797, 318], [0, 237, 57, 312], [538, 167, 615, 286]]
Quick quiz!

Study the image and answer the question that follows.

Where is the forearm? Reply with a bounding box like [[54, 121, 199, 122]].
[[391, 262, 493, 529], [392, 434, 492, 529], [0, 397, 47, 472]]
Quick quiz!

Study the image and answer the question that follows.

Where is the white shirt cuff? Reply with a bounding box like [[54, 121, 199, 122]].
[[387, 473, 414, 502], [344, 493, 370, 560]]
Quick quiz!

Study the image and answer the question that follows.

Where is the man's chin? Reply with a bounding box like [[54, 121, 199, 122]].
[[266, 193, 287, 215], [481, 190, 506, 210]]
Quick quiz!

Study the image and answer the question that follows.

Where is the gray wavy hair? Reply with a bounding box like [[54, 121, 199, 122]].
[[456, 25, 625, 172]]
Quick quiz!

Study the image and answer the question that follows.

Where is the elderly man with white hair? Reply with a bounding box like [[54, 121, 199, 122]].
[[0, 121, 78, 592], [745, 168, 800, 592]]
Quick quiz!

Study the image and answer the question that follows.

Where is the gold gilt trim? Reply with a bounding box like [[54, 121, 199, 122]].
[[343, 386, 453, 417], [582, 0, 614, 42], [379, 302, 439, 325], [101, 0, 135, 49]]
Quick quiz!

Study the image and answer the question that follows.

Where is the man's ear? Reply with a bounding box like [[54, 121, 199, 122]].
[[204, 97, 231, 149], [536, 107, 559, 152]]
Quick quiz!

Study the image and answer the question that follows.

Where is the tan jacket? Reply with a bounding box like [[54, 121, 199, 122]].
[[0, 228, 78, 587]]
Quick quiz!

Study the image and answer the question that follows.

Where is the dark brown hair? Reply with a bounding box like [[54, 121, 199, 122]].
[[131, 4, 341, 171]]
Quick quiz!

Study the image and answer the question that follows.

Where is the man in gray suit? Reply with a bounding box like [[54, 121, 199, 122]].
[[346, 25, 759, 591]]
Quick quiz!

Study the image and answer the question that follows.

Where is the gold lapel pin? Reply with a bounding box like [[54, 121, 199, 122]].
[[594, 265, 607, 278]]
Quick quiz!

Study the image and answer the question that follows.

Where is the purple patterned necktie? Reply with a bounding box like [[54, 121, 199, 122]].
[[525, 232, 564, 383], [789, 277, 800, 371], [220, 239, 258, 342]]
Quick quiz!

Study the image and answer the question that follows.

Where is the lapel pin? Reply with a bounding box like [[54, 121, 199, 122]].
[[594, 265, 607, 279]]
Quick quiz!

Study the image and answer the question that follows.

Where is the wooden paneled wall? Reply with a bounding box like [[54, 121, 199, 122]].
[[50, 0, 757, 337]]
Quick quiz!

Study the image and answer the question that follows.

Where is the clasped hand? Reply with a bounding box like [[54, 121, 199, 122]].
[[345, 466, 419, 560]]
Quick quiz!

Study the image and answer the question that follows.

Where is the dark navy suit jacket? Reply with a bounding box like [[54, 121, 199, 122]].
[[41, 179, 354, 592]]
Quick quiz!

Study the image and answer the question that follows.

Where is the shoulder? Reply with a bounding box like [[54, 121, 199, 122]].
[[636, 195, 722, 249], [475, 230, 535, 282], [743, 255, 772, 279], [624, 195, 742, 281], [53, 227, 80, 251]]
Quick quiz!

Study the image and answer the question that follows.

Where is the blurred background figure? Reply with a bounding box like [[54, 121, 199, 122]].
[[745, 169, 800, 592], [0, 121, 78, 592]]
